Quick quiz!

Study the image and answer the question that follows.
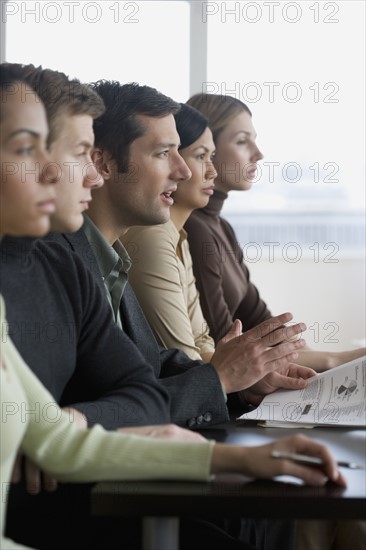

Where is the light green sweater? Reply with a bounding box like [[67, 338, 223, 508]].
[[0, 296, 214, 549]]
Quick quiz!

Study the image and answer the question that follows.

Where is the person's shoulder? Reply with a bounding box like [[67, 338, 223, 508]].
[[185, 211, 214, 240], [35, 239, 105, 309], [44, 229, 91, 254], [219, 216, 233, 230], [185, 209, 206, 229], [35, 238, 92, 279], [124, 222, 176, 252], [36, 237, 75, 262], [127, 222, 172, 239]]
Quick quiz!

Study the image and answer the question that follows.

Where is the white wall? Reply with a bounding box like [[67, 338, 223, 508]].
[[248, 257, 365, 352]]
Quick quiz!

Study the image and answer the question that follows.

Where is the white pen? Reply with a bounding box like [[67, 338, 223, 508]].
[[271, 450, 364, 470]]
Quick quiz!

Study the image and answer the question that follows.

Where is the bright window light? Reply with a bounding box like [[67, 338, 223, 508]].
[[205, 0, 365, 212], [5, 0, 190, 101]]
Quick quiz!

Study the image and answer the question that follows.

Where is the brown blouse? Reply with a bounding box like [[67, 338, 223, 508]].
[[185, 190, 272, 342]]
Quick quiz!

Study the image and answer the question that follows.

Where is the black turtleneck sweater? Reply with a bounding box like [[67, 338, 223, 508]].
[[0, 236, 170, 428], [0, 236, 171, 548], [185, 190, 271, 342]]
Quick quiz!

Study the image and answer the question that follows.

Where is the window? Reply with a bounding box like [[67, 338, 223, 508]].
[[4, 0, 190, 101], [204, 0, 365, 256], [203, 1, 364, 212], [4, 0, 365, 253]]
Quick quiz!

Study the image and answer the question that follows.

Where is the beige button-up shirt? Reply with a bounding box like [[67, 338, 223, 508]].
[[122, 220, 215, 361]]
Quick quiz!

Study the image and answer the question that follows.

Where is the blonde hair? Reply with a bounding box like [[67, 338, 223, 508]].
[[187, 93, 251, 143]]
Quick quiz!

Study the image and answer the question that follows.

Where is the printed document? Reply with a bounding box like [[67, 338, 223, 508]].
[[239, 355, 366, 427]]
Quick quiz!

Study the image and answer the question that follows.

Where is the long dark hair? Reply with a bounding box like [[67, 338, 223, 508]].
[[174, 103, 209, 150]]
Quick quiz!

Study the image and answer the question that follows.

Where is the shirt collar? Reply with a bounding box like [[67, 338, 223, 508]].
[[113, 239, 132, 274], [82, 214, 131, 280], [165, 219, 187, 249]]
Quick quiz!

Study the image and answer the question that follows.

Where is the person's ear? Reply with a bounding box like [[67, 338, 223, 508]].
[[91, 148, 113, 181]]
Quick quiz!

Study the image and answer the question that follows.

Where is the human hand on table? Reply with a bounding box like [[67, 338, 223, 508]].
[[211, 433, 348, 487], [241, 363, 317, 407]]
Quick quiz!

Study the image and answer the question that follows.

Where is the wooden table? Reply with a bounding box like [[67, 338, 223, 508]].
[[91, 422, 366, 550]]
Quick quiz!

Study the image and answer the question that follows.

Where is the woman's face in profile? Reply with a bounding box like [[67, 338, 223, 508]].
[[0, 84, 56, 237], [213, 111, 263, 193], [173, 126, 217, 212]]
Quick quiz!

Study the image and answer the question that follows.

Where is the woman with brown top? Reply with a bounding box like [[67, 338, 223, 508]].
[[185, 93, 365, 371], [185, 92, 365, 550]]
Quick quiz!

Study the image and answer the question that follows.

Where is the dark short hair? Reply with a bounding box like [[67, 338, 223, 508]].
[[0, 63, 37, 116], [187, 93, 251, 143], [174, 103, 209, 151], [0, 63, 26, 89], [90, 81, 180, 173], [2, 63, 105, 146]]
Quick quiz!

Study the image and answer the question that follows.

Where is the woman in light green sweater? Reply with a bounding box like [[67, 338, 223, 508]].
[[0, 65, 346, 550]]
